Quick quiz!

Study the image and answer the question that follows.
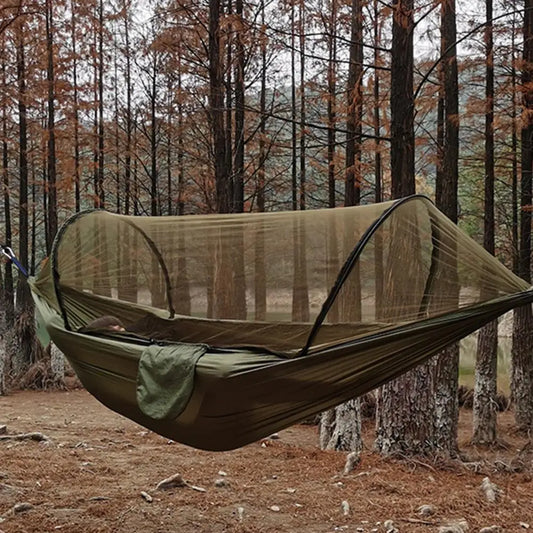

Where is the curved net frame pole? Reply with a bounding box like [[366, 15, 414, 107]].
[[121, 219, 176, 319], [51, 211, 176, 331], [300, 194, 429, 356]]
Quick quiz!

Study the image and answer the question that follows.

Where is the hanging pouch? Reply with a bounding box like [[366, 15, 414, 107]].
[[136, 343, 207, 420]]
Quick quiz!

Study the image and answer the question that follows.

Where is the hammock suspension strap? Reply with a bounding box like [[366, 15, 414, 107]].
[[1, 244, 28, 278]]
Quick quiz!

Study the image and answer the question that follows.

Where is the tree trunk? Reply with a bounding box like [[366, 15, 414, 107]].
[[473, 0, 498, 445], [291, 3, 297, 212], [291, 1, 309, 322], [45, 0, 57, 253], [50, 343, 66, 388], [254, 1, 267, 321], [327, 0, 337, 209], [511, 17, 519, 274], [209, 0, 230, 214], [97, 0, 105, 208], [13, 21, 37, 376], [70, 0, 81, 213], [320, 400, 362, 454], [389, 0, 415, 198], [433, 0, 460, 457], [512, 0, 533, 434], [376, 0, 434, 458], [124, 2, 132, 215], [345, 0, 363, 207], [2, 51, 14, 329], [319, 0, 363, 454]]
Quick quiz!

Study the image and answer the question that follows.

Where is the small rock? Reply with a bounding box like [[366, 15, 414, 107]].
[[218, 470, 227, 476], [0, 425, 6, 435], [286, 488, 296, 493], [214, 478, 230, 488], [156, 473, 187, 490], [357, 528, 364, 533], [13, 503, 33, 514], [189, 484, 206, 493], [344, 452, 361, 474], [438, 519, 469, 533], [520, 524, 530, 529], [384, 519, 398, 533], [268, 433, 280, 440], [480, 527, 501, 533], [480, 477, 500, 503], [236, 506, 245, 521], [140, 491, 153, 503], [270, 505, 280, 512], [341, 500, 350, 516], [294, 503, 303, 508], [418, 504, 436, 517]]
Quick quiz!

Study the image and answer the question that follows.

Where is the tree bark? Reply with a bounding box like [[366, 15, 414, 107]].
[[2, 50, 14, 329], [45, 0, 57, 253], [389, 0, 415, 198], [70, 0, 81, 213], [254, 0, 267, 321], [345, 0, 363, 207], [13, 20, 40, 376], [209, 0, 230, 214], [433, 0, 460, 457], [473, 0, 498, 445], [376, 0, 435, 458], [320, 400, 362, 454], [512, 0, 533, 434], [327, 0, 337, 209]]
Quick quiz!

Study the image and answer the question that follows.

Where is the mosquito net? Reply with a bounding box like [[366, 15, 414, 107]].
[[34, 196, 529, 356]]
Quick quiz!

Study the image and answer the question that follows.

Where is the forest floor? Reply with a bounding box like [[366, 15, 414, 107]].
[[0, 389, 532, 533]]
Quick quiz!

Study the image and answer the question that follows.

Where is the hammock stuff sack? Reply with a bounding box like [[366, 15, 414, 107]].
[[29, 195, 533, 451]]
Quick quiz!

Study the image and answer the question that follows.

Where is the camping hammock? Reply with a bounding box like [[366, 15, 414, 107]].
[[29, 195, 533, 451]]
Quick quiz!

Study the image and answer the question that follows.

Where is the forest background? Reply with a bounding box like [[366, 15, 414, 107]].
[[1, 0, 533, 459]]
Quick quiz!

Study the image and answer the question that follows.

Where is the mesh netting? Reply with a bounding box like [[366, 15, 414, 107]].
[[41, 196, 529, 354]]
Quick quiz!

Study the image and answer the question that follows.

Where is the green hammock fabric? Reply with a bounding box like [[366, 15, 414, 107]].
[[29, 195, 533, 451]]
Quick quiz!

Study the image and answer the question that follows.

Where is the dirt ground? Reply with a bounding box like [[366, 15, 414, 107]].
[[0, 389, 532, 533]]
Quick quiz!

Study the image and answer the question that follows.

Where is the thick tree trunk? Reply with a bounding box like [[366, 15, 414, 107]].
[[473, 322, 498, 443], [473, 0, 498, 445], [376, 0, 436, 458], [327, 0, 337, 209], [13, 22, 37, 376], [45, 0, 57, 252], [389, 0, 415, 198], [318, 0, 363, 454], [97, 0, 105, 208], [70, 0, 81, 213], [512, 0, 533, 435], [0, 320, 6, 395], [345, 0, 363, 207], [209, 0, 230, 214], [320, 399, 362, 454], [433, 0, 460, 457], [512, 305, 533, 430], [375, 362, 436, 456], [124, 2, 132, 215], [50, 343, 66, 388], [254, 2, 267, 321], [2, 54, 14, 329]]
